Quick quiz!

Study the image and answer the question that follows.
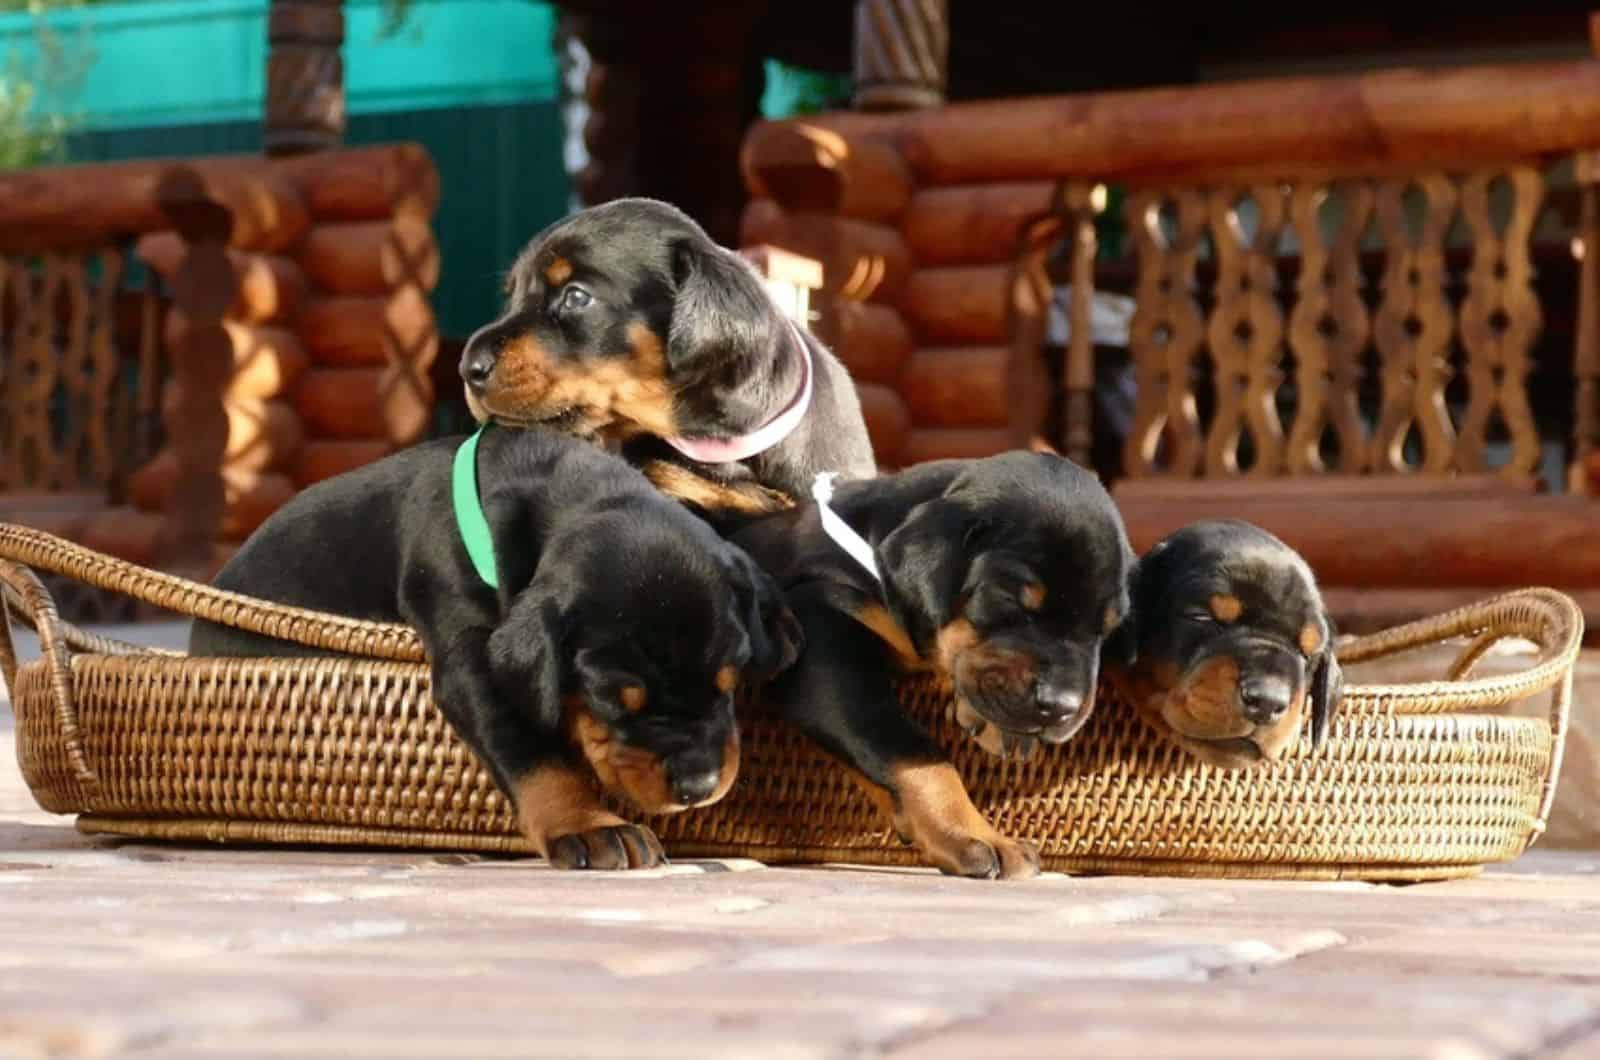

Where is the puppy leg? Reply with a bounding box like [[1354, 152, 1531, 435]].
[[511, 758, 666, 870], [417, 621, 665, 870], [770, 584, 1040, 880]]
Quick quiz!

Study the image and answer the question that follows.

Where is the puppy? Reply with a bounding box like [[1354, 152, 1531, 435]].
[[458, 197, 876, 519], [1106, 519, 1344, 770], [727, 452, 1134, 879], [189, 426, 801, 869]]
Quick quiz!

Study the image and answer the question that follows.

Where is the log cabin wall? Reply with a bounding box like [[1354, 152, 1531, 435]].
[[0, 144, 440, 585], [739, 52, 1600, 630]]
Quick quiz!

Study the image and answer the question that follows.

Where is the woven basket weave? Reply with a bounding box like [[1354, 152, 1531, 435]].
[[0, 523, 1581, 881]]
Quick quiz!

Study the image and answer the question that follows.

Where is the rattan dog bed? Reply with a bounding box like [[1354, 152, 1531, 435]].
[[0, 522, 1581, 881]]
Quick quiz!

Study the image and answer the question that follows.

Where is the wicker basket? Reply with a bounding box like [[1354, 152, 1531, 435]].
[[0, 522, 1582, 881]]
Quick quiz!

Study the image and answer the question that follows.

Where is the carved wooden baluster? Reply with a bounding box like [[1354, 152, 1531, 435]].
[[853, 0, 949, 111], [264, 0, 345, 156], [58, 252, 93, 489], [1371, 175, 1458, 474], [10, 258, 62, 489], [1286, 182, 1373, 474], [1575, 153, 1600, 494], [1061, 182, 1104, 468], [1123, 189, 1207, 478], [1456, 167, 1545, 476], [0, 259, 9, 490], [1205, 186, 1287, 477], [84, 249, 122, 489]]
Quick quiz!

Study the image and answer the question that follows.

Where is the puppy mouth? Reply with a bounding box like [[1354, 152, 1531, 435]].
[[1196, 736, 1264, 761], [950, 698, 1045, 761]]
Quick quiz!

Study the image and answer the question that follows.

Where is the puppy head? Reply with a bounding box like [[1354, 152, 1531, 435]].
[[880, 452, 1134, 758], [458, 197, 787, 442], [1112, 519, 1344, 770], [488, 512, 800, 814]]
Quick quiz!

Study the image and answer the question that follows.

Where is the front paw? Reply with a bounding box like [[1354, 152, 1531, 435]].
[[546, 823, 667, 870], [921, 828, 1041, 880], [885, 761, 1042, 880]]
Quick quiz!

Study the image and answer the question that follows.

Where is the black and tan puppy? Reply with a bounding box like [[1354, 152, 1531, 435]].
[[1106, 519, 1344, 769], [189, 426, 801, 869], [727, 452, 1134, 879], [459, 197, 876, 518]]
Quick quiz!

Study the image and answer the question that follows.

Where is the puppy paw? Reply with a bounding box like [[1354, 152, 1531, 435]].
[[925, 831, 1041, 880], [546, 823, 667, 871]]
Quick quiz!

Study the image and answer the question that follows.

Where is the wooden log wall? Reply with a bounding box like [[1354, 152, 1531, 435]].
[[0, 145, 441, 561], [740, 55, 1600, 471], [147, 144, 440, 543]]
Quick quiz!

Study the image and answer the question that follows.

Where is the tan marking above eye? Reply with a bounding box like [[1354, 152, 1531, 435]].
[[1020, 583, 1046, 611], [1209, 593, 1243, 624], [619, 685, 647, 713], [1104, 605, 1121, 634], [1299, 623, 1325, 655], [543, 257, 573, 286], [715, 665, 739, 695]]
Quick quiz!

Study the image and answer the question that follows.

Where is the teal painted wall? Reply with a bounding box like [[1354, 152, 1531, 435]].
[[0, 0, 561, 130]]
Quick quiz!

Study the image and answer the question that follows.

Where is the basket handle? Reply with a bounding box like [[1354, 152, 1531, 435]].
[[1337, 586, 1582, 838], [0, 560, 98, 784], [0, 523, 425, 663], [1337, 587, 1583, 713]]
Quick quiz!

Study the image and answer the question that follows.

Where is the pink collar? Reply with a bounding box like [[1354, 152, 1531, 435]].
[[661, 320, 813, 464]]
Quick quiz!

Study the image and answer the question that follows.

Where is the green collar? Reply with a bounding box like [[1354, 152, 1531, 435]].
[[452, 427, 499, 589]]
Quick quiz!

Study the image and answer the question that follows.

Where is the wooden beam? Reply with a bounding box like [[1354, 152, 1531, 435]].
[[781, 57, 1600, 186], [852, 0, 948, 111]]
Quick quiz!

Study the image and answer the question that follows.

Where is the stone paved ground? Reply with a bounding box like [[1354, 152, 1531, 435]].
[[3, 626, 1599, 1058]]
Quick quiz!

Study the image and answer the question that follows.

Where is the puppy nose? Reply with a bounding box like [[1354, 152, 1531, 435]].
[[671, 770, 721, 806], [1239, 675, 1294, 725], [459, 346, 497, 389], [1035, 684, 1084, 722]]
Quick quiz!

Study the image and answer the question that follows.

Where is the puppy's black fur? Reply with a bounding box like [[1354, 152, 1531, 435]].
[[727, 452, 1134, 879], [189, 426, 801, 869], [1105, 519, 1344, 770], [458, 197, 876, 519]]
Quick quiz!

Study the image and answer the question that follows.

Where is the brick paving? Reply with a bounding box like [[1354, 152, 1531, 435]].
[[2, 626, 1599, 1058]]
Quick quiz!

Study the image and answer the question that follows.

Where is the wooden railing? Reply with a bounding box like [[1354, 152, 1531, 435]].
[[740, 52, 1600, 492], [739, 42, 1600, 627], [0, 146, 440, 589]]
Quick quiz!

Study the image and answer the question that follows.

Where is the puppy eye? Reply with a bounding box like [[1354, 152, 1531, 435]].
[[557, 285, 593, 313]]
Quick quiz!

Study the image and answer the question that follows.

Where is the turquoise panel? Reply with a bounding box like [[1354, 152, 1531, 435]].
[[0, 0, 559, 131]]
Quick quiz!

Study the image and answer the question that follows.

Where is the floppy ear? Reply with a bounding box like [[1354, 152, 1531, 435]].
[[1102, 610, 1138, 671], [486, 590, 568, 731], [878, 498, 974, 643], [667, 239, 783, 377], [727, 555, 804, 681], [1308, 639, 1344, 747]]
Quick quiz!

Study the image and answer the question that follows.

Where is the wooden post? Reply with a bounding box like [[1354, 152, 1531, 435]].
[[265, 0, 346, 156], [852, 0, 948, 111]]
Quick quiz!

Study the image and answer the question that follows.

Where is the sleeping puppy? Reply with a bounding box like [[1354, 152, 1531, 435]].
[[1106, 519, 1344, 770], [189, 426, 801, 869], [458, 197, 876, 519], [727, 452, 1134, 879]]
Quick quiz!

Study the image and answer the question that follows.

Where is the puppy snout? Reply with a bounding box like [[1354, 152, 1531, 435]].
[[1239, 675, 1294, 725], [1034, 683, 1084, 723], [670, 769, 722, 807], [460, 351, 496, 389]]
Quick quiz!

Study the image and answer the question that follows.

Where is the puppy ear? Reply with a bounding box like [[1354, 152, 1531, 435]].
[[667, 239, 782, 377], [1309, 637, 1345, 747], [878, 498, 973, 642], [1102, 610, 1138, 671], [727, 554, 804, 681], [487, 591, 567, 730]]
